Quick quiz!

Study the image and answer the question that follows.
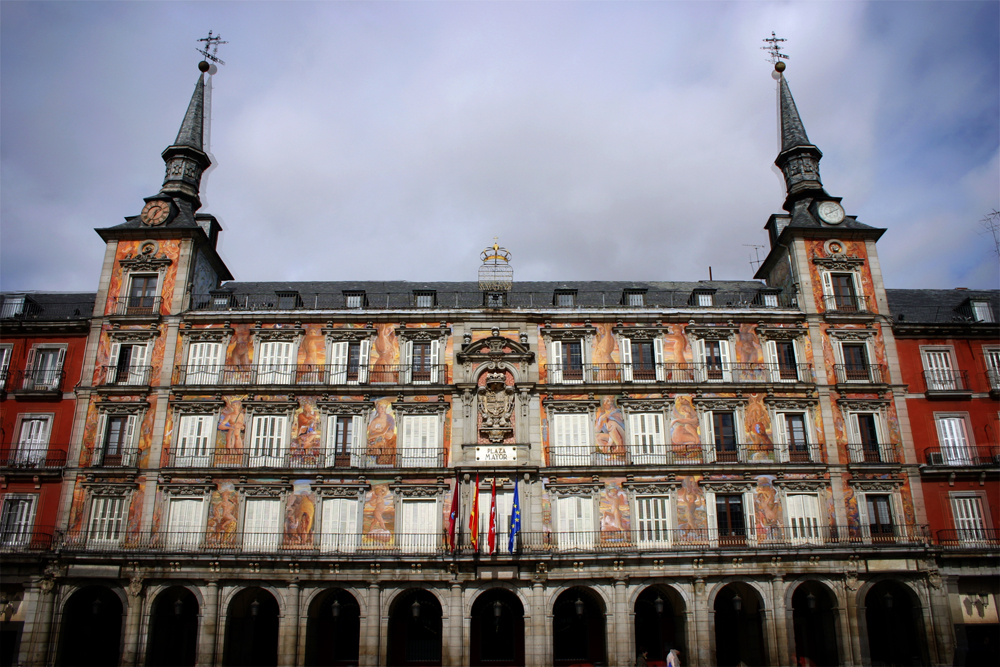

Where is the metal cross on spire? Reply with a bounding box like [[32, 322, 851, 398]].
[[197, 30, 228, 66], [761, 32, 789, 65]]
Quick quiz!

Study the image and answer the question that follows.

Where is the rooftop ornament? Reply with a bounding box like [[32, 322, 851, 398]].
[[479, 238, 513, 294]]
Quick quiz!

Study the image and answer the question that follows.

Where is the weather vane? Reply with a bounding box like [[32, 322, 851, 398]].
[[197, 30, 228, 66], [761, 32, 789, 66]]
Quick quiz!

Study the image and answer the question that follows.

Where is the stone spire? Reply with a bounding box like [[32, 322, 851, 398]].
[[774, 69, 826, 211], [158, 72, 212, 210]]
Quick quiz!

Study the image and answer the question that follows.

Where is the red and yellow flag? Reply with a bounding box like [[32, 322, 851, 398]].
[[488, 477, 498, 554], [469, 473, 480, 550]]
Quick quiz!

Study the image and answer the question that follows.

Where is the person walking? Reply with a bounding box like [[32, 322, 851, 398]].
[[636, 647, 649, 667], [666, 648, 681, 667]]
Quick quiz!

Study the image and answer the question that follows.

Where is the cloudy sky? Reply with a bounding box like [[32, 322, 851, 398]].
[[2, 1, 997, 293]]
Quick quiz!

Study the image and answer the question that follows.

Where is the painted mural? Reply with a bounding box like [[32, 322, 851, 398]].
[[67, 482, 87, 535], [735, 323, 765, 364], [126, 479, 145, 540], [92, 322, 169, 387], [217, 396, 247, 457], [297, 325, 326, 367], [843, 484, 862, 538], [806, 238, 879, 315], [744, 393, 774, 461], [669, 395, 701, 460], [366, 398, 396, 465], [675, 475, 707, 539], [599, 478, 630, 544], [370, 324, 399, 367], [291, 398, 322, 465], [206, 482, 239, 546], [592, 323, 620, 366], [661, 324, 693, 364], [753, 475, 783, 540], [284, 481, 316, 547], [362, 484, 394, 546], [104, 239, 181, 316], [594, 396, 627, 458], [226, 324, 253, 366]]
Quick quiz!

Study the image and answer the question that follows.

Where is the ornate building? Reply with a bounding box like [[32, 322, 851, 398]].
[[2, 55, 997, 667]]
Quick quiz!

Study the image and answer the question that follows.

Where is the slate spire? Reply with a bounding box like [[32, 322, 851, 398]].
[[158, 72, 212, 210], [173, 73, 205, 150], [773, 70, 826, 211]]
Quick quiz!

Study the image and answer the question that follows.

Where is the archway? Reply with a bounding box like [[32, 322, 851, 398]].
[[552, 587, 606, 666], [305, 588, 361, 666], [791, 581, 839, 667], [714, 583, 766, 667], [470, 589, 525, 667], [223, 587, 280, 667], [57, 585, 123, 667], [634, 585, 686, 664], [864, 581, 928, 666], [386, 589, 442, 667], [146, 586, 199, 666]]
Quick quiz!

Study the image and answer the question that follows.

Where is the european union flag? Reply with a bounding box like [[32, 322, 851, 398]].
[[508, 477, 521, 553]]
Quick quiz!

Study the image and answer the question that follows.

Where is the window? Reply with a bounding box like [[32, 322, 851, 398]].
[[549, 340, 583, 384], [407, 341, 438, 384], [256, 340, 295, 384], [88, 495, 126, 543], [620, 338, 663, 382], [1, 295, 25, 319], [249, 415, 287, 467], [766, 340, 799, 381], [320, 497, 359, 553], [762, 293, 779, 308], [984, 347, 1000, 391], [706, 411, 738, 462], [275, 291, 302, 309], [484, 292, 506, 308], [127, 275, 159, 313], [478, 489, 514, 546], [829, 273, 858, 311], [98, 414, 138, 467], [212, 293, 235, 309], [848, 413, 884, 463], [629, 413, 665, 464], [635, 495, 671, 546], [775, 413, 810, 462], [922, 348, 957, 391], [557, 496, 594, 550], [840, 343, 869, 382], [175, 414, 214, 467], [329, 340, 370, 384], [623, 290, 646, 307], [327, 415, 363, 467], [935, 415, 972, 465], [713, 494, 748, 545], [554, 290, 576, 307], [697, 293, 713, 307], [399, 415, 439, 467], [786, 494, 822, 545], [166, 498, 204, 549], [243, 497, 281, 552], [0, 345, 11, 386], [399, 498, 437, 553], [695, 339, 731, 382], [971, 300, 995, 323], [344, 291, 366, 309], [413, 291, 436, 308], [185, 342, 223, 385], [860, 494, 895, 542], [551, 413, 590, 465], [107, 342, 149, 385], [951, 494, 987, 542], [23, 346, 66, 390], [0, 495, 37, 546], [15, 416, 51, 465]]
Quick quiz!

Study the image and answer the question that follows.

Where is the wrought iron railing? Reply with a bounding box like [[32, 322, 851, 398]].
[[0, 527, 54, 553], [822, 294, 874, 314], [109, 296, 162, 316], [922, 369, 971, 392], [173, 363, 447, 386], [936, 529, 1000, 549], [0, 446, 68, 469], [924, 446, 1000, 467], [91, 446, 139, 468], [985, 370, 1000, 393], [8, 368, 65, 392], [547, 362, 813, 385], [846, 442, 900, 464], [98, 365, 153, 386], [834, 363, 887, 384], [167, 446, 444, 469], [547, 443, 821, 466]]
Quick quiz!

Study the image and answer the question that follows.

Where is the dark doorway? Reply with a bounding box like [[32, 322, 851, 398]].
[[634, 586, 685, 665], [305, 589, 361, 666], [146, 586, 199, 666], [864, 581, 928, 667], [58, 586, 124, 667], [714, 583, 766, 667], [223, 588, 279, 667], [386, 589, 442, 667], [552, 588, 606, 666], [791, 582, 839, 667], [470, 589, 525, 667]]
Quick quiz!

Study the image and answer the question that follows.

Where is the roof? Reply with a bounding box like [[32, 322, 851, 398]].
[[886, 288, 1000, 324], [0, 292, 96, 321]]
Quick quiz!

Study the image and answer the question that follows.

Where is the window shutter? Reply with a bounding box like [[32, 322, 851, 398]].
[[857, 492, 870, 541], [937, 417, 970, 465], [766, 341, 781, 382], [429, 340, 440, 383], [924, 350, 954, 390], [23, 347, 36, 373], [357, 339, 371, 383], [123, 415, 138, 465], [620, 337, 633, 382], [351, 415, 364, 467], [54, 347, 66, 377], [401, 341, 413, 384], [703, 413, 716, 464], [743, 491, 757, 544], [106, 343, 120, 383], [549, 341, 563, 384], [821, 272, 834, 298], [322, 497, 358, 552], [705, 492, 717, 541], [95, 414, 109, 464], [952, 496, 985, 539], [775, 413, 790, 462], [329, 341, 349, 384], [719, 339, 732, 381], [653, 337, 665, 381], [168, 498, 203, 548]]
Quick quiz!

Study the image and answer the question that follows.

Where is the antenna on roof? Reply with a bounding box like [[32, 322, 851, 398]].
[[761, 32, 789, 66], [197, 30, 228, 66], [744, 244, 766, 272]]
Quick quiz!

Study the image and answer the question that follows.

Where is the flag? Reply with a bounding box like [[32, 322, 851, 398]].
[[469, 473, 480, 551], [447, 470, 460, 552], [508, 476, 521, 553], [487, 477, 497, 554]]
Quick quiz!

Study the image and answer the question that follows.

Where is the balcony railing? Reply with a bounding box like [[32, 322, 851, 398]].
[[173, 364, 447, 387], [0, 527, 54, 553], [548, 443, 821, 466], [9, 368, 66, 392], [0, 446, 67, 469], [190, 290, 799, 312], [168, 446, 443, 470], [936, 529, 1000, 550], [91, 446, 139, 468], [834, 363, 887, 384], [923, 369, 971, 393], [846, 442, 900, 464], [925, 446, 1000, 467], [98, 365, 153, 386], [110, 296, 162, 316], [822, 294, 874, 314], [548, 362, 813, 385], [985, 370, 1000, 393]]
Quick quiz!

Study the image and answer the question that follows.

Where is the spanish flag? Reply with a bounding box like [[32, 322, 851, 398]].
[[469, 473, 480, 551]]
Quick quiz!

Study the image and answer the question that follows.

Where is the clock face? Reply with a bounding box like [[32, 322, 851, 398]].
[[141, 200, 171, 226], [817, 201, 845, 225]]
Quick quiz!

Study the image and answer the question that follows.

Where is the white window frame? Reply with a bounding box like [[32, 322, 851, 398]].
[[549, 411, 592, 466], [704, 488, 757, 547], [0, 295, 26, 319], [320, 496, 360, 553], [22, 344, 67, 390], [95, 411, 141, 467], [327, 339, 371, 385], [785, 493, 822, 545], [950, 492, 990, 543], [0, 494, 38, 546], [325, 414, 365, 468], [983, 346, 1000, 391], [0, 345, 12, 386], [400, 339, 440, 385], [14, 414, 53, 466], [628, 412, 667, 465], [547, 337, 587, 385], [87, 494, 128, 545], [248, 414, 288, 467], [856, 490, 904, 543], [398, 413, 441, 467], [701, 408, 744, 463], [634, 494, 673, 548], [820, 269, 862, 311], [242, 496, 283, 552], [771, 410, 813, 463], [254, 339, 298, 385], [399, 497, 438, 554], [971, 300, 995, 323], [174, 413, 216, 467], [765, 339, 804, 383], [106, 340, 151, 386], [619, 335, 665, 383], [920, 346, 959, 391], [185, 341, 224, 385], [556, 495, 595, 550], [832, 337, 875, 384], [846, 410, 890, 463], [165, 496, 207, 550], [934, 413, 974, 465], [694, 337, 733, 383]]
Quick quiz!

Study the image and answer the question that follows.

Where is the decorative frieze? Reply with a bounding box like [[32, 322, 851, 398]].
[[827, 327, 877, 341], [316, 399, 373, 416], [94, 400, 149, 415], [813, 255, 866, 272], [542, 399, 599, 414], [395, 325, 450, 342], [314, 483, 369, 498], [686, 323, 739, 340]]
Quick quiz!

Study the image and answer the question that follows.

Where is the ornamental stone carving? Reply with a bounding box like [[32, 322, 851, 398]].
[[315, 484, 369, 498], [624, 482, 678, 494], [390, 483, 448, 497], [316, 399, 372, 416], [253, 327, 303, 342], [764, 397, 818, 411], [322, 327, 376, 343], [813, 256, 865, 272], [84, 483, 136, 496], [395, 326, 450, 342], [547, 483, 601, 496], [775, 480, 824, 491], [756, 325, 807, 341], [170, 400, 224, 415], [542, 399, 599, 414], [828, 328, 876, 340], [179, 327, 233, 342], [95, 401, 149, 415], [119, 254, 172, 274], [478, 371, 515, 444], [242, 400, 299, 415], [686, 324, 739, 340], [847, 479, 902, 491], [837, 399, 889, 412], [700, 481, 751, 493], [619, 398, 671, 413], [237, 484, 289, 497], [159, 482, 215, 496], [393, 401, 447, 416], [540, 327, 594, 343], [127, 576, 144, 598], [692, 397, 747, 414]]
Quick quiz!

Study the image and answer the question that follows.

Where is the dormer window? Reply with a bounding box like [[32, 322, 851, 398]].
[[971, 300, 994, 323], [344, 291, 366, 309], [690, 289, 716, 307], [275, 291, 302, 309], [554, 290, 577, 307], [622, 289, 646, 307], [484, 292, 506, 308], [212, 293, 235, 309], [1, 295, 26, 319], [413, 291, 436, 308]]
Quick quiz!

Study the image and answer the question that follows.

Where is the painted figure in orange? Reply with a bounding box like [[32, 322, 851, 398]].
[[745, 394, 773, 460], [298, 325, 325, 367], [372, 324, 399, 366], [592, 324, 619, 366], [367, 399, 396, 465], [228, 325, 252, 367], [594, 397, 626, 458], [218, 397, 246, 454], [599, 482, 629, 533], [364, 485, 394, 544], [207, 487, 238, 545], [736, 323, 763, 364], [670, 395, 700, 460], [662, 325, 692, 364], [754, 476, 783, 538], [676, 476, 707, 536]]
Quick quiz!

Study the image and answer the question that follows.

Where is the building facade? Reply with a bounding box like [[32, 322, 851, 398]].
[[2, 58, 997, 667]]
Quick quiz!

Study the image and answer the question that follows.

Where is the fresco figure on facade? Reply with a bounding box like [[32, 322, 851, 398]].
[[599, 480, 630, 541], [675, 475, 707, 540], [227, 324, 252, 367], [217, 397, 246, 457], [736, 323, 764, 364], [371, 324, 399, 366], [284, 484, 315, 547], [592, 323, 620, 366], [206, 483, 238, 546], [670, 395, 700, 461], [595, 396, 627, 458], [363, 484, 394, 545], [292, 399, 321, 463], [298, 325, 325, 369], [754, 476, 783, 540], [662, 324, 692, 373], [367, 398, 396, 465], [745, 394, 773, 461]]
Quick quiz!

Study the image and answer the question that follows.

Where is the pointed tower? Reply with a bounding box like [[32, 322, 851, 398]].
[[775, 72, 827, 209], [157, 72, 212, 210]]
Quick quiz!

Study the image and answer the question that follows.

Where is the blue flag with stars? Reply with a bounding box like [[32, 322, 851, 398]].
[[508, 477, 521, 553]]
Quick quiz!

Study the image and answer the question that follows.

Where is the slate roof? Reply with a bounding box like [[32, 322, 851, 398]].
[[886, 288, 1000, 324], [0, 292, 96, 321]]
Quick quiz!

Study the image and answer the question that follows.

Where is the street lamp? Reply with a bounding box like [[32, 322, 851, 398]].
[[574, 597, 585, 617], [331, 599, 341, 619], [654, 596, 664, 615], [411, 599, 421, 618], [174, 598, 184, 616], [92, 596, 103, 616], [806, 593, 817, 611], [883, 592, 893, 609], [250, 599, 260, 617], [493, 600, 503, 619], [732, 593, 742, 613]]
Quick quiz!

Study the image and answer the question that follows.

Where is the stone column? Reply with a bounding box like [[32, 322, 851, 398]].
[[770, 575, 790, 666], [296, 587, 309, 667], [196, 581, 220, 667], [122, 578, 146, 667], [613, 579, 629, 667], [278, 582, 300, 667], [28, 579, 56, 667], [363, 583, 380, 667], [445, 583, 463, 667], [845, 583, 865, 666], [531, 581, 548, 667], [691, 578, 710, 667]]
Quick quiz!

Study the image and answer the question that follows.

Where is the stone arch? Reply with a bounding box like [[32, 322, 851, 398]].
[[301, 585, 369, 618], [544, 581, 613, 612], [146, 585, 200, 667], [386, 588, 445, 667], [626, 580, 691, 610], [705, 577, 770, 609], [222, 586, 281, 667], [552, 586, 608, 666], [219, 582, 286, 616], [381, 585, 448, 616], [464, 580, 531, 618], [711, 581, 768, 667], [788, 580, 840, 667], [632, 583, 688, 664], [859, 578, 930, 666], [304, 587, 362, 667], [56, 584, 126, 667], [469, 588, 526, 667], [472, 361, 523, 385], [143, 581, 206, 610]]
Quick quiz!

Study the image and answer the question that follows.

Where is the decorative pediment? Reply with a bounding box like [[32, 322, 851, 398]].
[[848, 477, 903, 491], [828, 328, 877, 341], [393, 400, 448, 416], [84, 482, 137, 496], [95, 400, 150, 415], [169, 399, 224, 414], [837, 399, 890, 412], [686, 324, 739, 340], [159, 482, 215, 496], [236, 483, 290, 497], [813, 256, 866, 272], [775, 479, 824, 491], [314, 483, 369, 498], [242, 399, 299, 415], [542, 399, 599, 414], [457, 334, 533, 363], [692, 396, 747, 413], [612, 326, 666, 340], [316, 399, 373, 416], [322, 326, 376, 343], [253, 325, 303, 342], [547, 479, 602, 496], [764, 397, 818, 411], [619, 398, 672, 413], [540, 325, 595, 342], [700, 480, 752, 493], [180, 326, 233, 342], [756, 325, 807, 341], [108, 327, 160, 342], [119, 254, 172, 274], [395, 325, 451, 342], [390, 481, 449, 497], [623, 480, 678, 494]]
